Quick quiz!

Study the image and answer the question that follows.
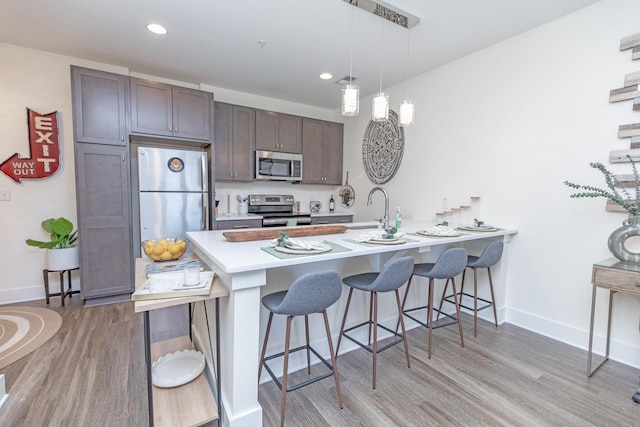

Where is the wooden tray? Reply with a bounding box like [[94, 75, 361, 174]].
[[223, 225, 348, 242]]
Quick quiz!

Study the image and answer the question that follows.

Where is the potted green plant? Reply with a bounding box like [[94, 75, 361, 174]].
[[564, 157, 640, 262], [26, 217, 79, 270]]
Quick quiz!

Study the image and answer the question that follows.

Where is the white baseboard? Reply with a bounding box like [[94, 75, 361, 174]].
[[505, 306, 640, 369], [0, 278, 82, 305]]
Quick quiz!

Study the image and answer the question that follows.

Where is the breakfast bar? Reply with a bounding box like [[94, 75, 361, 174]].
[[187, 220, 518, 427]]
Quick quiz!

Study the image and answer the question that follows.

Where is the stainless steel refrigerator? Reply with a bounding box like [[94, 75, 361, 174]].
[[137, 146, 209, 242]]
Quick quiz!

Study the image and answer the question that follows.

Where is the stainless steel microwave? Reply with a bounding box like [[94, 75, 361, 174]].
[[255, 150, 302, 182]]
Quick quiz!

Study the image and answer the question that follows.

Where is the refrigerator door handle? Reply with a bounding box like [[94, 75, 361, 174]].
[[202, 195, 209, 231], [201, 152, 208, 192]]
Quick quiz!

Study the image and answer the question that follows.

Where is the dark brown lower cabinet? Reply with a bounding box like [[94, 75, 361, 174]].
[[75, 143, 133, 303]]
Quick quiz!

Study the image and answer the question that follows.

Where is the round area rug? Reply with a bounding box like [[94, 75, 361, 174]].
[[0, 306, 62, 370]]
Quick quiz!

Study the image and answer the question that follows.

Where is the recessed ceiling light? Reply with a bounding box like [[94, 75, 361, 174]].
[[146, 23, 167, 35], [320, 73, 333, 80]]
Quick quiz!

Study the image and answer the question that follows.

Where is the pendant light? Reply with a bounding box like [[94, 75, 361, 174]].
[[342, 4, 359, 116], [372, 17, 389, 122], [398, 28, 415, 127]]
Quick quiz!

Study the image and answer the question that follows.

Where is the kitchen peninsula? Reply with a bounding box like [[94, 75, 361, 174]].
[[187, 220, 517, 427]]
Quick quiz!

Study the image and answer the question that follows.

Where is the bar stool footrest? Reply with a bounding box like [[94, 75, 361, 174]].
[[342, 320, 405, 354], [443, 292, 493, 312], [262, 344, 335, 392], [403, 305, 459, 329]]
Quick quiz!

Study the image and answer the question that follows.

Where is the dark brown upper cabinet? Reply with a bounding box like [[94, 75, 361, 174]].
[[214, 102, 255, 182], [71, 66, 128, 146], [302, 118, 343, 185], [130, 78, 212, 141], [255, 110, 302, 154]]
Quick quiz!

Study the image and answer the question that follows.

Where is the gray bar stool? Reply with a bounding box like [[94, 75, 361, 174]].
[[336, 256, 414, 389], [399, 248, 467, 358], [258, 271, 344, 427], [439, 240, 503, 336]]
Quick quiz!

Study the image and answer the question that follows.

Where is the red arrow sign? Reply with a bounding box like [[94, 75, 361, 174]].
[[1, 108, 60, 183]]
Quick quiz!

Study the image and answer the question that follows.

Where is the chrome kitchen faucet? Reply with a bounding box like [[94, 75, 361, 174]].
[[367, 187, 390, 230]]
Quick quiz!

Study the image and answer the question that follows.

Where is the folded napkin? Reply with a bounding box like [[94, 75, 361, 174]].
[[353, 230, 404, 242], [421, 225, 459, 236], [270, 237, 326, 251]]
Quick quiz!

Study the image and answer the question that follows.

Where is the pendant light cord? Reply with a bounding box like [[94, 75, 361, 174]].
[[405, 29, 411, 99], [379, 17, 384, 93], [349, 4, 354, 84]]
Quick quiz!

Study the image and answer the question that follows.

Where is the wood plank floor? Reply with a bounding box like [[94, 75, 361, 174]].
[[1, 296, 639, 426]]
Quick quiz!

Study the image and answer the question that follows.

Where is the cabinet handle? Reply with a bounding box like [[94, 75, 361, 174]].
[[121, 154, 125, 161], [233, 225, 249, 229], [174, 126, 178, 132], [120, 135, 124, 141], [338, 219, 349, 223], [317, 220, 329, 224]]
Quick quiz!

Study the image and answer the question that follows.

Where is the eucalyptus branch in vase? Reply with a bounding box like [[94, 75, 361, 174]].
[[564, 155, 640, 217]]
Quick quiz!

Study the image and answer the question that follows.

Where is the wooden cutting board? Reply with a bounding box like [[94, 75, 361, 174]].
[[223, 225, 348, 242]]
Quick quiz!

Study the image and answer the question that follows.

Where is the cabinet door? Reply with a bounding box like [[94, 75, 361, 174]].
[[173, 86, 211, 141], [277, 113, 302, 153], [322, 121, 344, 185], [302, 118, 325, 184], [255, 110, 278, 151], [71, 66, 127, 145], [214, 102, 233, 180], [75, 143, 133, 299], [231, 105, 255, 181], [130, 78, 172, 137]]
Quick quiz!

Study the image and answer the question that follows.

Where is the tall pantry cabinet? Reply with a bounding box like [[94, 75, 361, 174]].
[[71, 66, 134, 304]]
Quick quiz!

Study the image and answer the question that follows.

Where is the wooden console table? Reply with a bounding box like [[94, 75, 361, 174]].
[[588, 258, 640, 376], [133, 258, 228, 426]]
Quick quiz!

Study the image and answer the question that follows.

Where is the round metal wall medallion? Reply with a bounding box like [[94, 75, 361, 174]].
[[362, 110, 405, 184]]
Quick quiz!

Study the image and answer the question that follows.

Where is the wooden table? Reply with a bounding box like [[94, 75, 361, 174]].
[[133, 258, 228, 427], [588, 258, 640, 376]]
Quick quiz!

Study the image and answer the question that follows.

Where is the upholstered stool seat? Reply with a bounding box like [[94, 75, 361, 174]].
[[336, 256, 415, 389], [258, 271, 344, 426], [400, 248, 468, 358]]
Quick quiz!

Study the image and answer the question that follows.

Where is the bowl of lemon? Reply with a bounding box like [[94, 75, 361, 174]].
[[142, 238, 188, 261]]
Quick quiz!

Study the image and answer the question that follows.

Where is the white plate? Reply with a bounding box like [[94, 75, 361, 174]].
[[152, 349, 205, 388]]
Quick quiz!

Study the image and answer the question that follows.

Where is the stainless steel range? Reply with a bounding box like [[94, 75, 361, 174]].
[[248, 194, 311, 227]]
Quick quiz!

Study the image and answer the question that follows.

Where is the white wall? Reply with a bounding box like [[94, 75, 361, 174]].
[[344, 0, 640, 367]]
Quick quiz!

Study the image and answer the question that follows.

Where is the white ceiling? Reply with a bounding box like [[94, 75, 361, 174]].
[[0, 0, 601, 110]]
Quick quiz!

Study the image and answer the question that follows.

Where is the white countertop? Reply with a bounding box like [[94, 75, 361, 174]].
[[187, 220, 518, 274]]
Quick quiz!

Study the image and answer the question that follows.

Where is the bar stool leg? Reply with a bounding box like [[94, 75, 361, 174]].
[[394, 289, 410, 368], [372, 291, 378, 389], [473, 267, 479, 336], [305, 315, 311, 374], [336, 288, 354, 357], [487, 267, 499, 328], [427, 278, 434, 359], [450, 278, 464, 347], [322, 310, 343, 408], [280, 316, 293, 427]]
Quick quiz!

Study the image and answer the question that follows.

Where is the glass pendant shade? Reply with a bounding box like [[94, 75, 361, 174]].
[[372, 92, 389, 122], [398, 100, 415, 127], [341, 84, 360, 116]]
